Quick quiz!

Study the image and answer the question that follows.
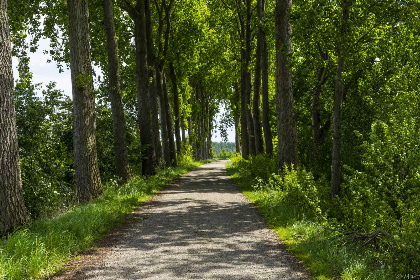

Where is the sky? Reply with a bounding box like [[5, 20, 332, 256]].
[[12, 37, 235, 143]]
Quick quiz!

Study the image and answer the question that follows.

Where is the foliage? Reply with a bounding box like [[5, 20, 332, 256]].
[[178, 143, 195, 166], [14, 81, 74, 220], [212, 142, 236, 159], [0, 161, 209, 280], [227, 161, 398, 279], [228, 149, 419, 277]]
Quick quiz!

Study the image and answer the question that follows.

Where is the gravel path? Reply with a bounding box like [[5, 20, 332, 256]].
[[56, 160, 308, 280]]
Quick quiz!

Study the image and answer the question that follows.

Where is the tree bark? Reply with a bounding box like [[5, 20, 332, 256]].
[[234, 84, 241, 154], [311, 43, 330, 149], [0, 0, 28, 235], [181, 118, 186, 143], [168, 62, 182, 155], [162, 72, 177, 166], [156, 67, 170, 166], [103, 0, 131, 182], [188, 98, 193, 146], [145, 0, 162, 165], [239, 20, 249, 159], [331, 0, 351, 198], [134, 0, 156, 175], [259, 0, 273, 156], [275, 0, 298, 168], [245, 0, 255, 156], [67, 0, 102, 202], [253, 2, 264, 154]]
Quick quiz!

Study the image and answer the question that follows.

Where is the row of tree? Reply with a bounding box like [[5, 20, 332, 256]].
[[212, 0, 419, 199], [1, 0, 419, 240], [0, 0, 218, 236]]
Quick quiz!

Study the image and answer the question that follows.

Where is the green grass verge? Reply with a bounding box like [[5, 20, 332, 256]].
[[0, 160, 213, 280], [226, 161, 394, 280]]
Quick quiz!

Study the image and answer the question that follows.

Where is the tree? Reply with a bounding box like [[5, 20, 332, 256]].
[[67, 0, 102, 202], [275, 0, 297, 167], [103, 0, 131, 182], [253, 0, 264, 155], [0, 0, 28, 235], [259, 0, 273, 156], [331, 0, 351, 198], [134, 0, 157, 175], [168, 61, 182, 155]]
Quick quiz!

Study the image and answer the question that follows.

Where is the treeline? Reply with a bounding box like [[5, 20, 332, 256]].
[[212, 142, 236, 155], [1, 0, 223, 236], [216, 0, 419, 277]]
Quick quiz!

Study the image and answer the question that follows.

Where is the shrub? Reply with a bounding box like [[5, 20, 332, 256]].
[[266, 167, 324, 220], [247, 154, 278, 182]]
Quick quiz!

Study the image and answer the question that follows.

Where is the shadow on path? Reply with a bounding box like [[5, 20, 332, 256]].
[[58, 161, 309, 280]]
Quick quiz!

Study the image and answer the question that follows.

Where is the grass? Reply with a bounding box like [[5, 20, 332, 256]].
[[0, 160, 212, 280], [226, 161, 395, 280]]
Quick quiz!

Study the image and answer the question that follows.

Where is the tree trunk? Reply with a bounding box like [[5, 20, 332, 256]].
[[134, 0, 156, 175], [253, 14, 264, 155], [240, 30, 249, 159], [168, 62, 182, 155], [245, 0, 256, 156], [275, 0, 298, 168], [188, 98, 193, 146], [233, 83, 241, 154], [145, 0, 162, 165], [156, 67, 170, 166], [103, 0, 131, 182], [181, 118, 186, 143], [331, 0, 351, 198], [311, 44, 330, 149], [259, 0, 273, 156], [207, 98, 212, 159], [162, 72, 177, 166], [0, 0, 28, 235], [67, 0, 102, 202]]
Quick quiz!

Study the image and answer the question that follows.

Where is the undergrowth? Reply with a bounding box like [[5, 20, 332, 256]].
[[0, 160, 212, 280], [227, 154, 419, 280]]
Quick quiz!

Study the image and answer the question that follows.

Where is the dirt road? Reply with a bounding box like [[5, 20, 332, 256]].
[[55, 160, 308, 280]]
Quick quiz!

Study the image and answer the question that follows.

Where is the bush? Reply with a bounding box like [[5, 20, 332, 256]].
[[266, 167, 324, 220]]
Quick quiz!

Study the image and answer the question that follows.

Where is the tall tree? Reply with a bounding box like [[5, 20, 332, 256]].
[[67, 0, 102, 202], [0, 0, 28, 235], [103, 0, 131, 182], [259, 0, 273, 156], [134, 0, 156, 175], [253, 0, 264, 155], [153, 0, 176, 166], [237, 0, 249, 159], [275, 0, 297, 167], [244, 0, 255, 156], [145, 0, 162, 164], [163, 72, 177, 166], [331, 0, 351, 198], [168, 61, 182, 155], [234, 83, 241, 153]]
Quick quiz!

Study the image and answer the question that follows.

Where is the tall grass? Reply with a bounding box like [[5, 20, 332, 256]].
[[0, 160, 212, 280]]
